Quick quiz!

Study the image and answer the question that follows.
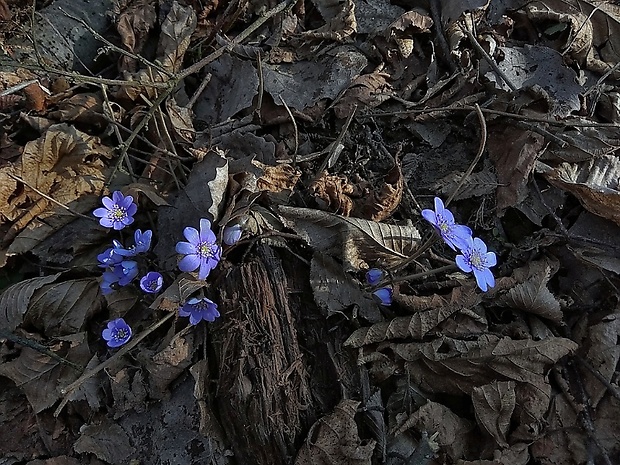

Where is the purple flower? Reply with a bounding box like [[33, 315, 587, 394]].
[[93, 191, 137, 230], [223, 224, 243, 246], [97, 245, 123, 268], [455, 236, 497, 292], [100, 260, 138, 294], [372, 287, 393, 306], [366, 268, 383, 286], [421, 197, 472, 251], [179, 297, 220, 325], [114, 229, 152, 257], [102, 318, 132, 348], [175, 219, 221, 280], [140, 271, 163, 294]]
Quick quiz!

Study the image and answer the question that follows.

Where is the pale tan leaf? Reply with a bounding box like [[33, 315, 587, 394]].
[[157, 2, 197, 73], [278, 206, 421, 271]]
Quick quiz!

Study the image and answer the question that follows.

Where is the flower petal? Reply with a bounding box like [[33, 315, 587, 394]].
[[176, 241, 196, 255], [485, 251, 497, 267], [421, 209, 437, 225], [102, 196, 115, 209], [199, 218, 212, 234], [183, 227, 200, 245], [179, 254, 200, 272], [473, 237, 488, 254], [189, 312, 201, 325], [126, 203, 138, 217], [455, 255, 472, 273], [120, 195, 134, 209], [102, 328, 113, 340], [198, 259, 214, 280], [434, 197, 445, 214], [93, 207, 109, 218], [442, 208, 455, 224]]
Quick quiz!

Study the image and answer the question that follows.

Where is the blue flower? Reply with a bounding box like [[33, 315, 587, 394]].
[[455, 236, 497, 292], [114, 229, 153, 257], [140, 271, 163, 294], [97, 245, 124, 268], [179, 297, 220, 325], [102, 318, 132, 348], [100, 260, 138, 294], [223, 224, 243, 246], [372, 287, 392, 306], [175, 219, 221, 280], [421, 197, 472, 251], [93, 191, 138, 230], [365, 268, 383, 286]]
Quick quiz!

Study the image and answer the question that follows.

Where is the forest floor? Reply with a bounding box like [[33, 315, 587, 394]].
[[1, 1, 620, 464]]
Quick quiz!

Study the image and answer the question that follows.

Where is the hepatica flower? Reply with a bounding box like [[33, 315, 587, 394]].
[[115, 229, 152, 257], [102, 318, 132, 348], [101, 260, 138, 294], [366, 268, 383, 286], [140, 271, 163, 294], [93, 191, 137, 230], [176, 219, 221, 280], [223, 223, 243, 246], [455, 236, 497, 292], [422, 197, 472, 251], [179, 297, 220, 325], [372, 287, 393, 306]]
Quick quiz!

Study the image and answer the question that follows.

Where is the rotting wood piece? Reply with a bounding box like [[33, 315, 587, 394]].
[[213, 244, 312, 465]]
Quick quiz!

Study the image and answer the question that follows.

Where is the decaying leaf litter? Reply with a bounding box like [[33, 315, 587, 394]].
[[1, 0, 620, 463]]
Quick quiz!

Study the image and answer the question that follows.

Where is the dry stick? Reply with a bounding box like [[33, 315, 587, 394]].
[[56, 311, 176, 416], [576, 355, 620, 403], [7, 173, 97, 222], [279, 95, 299, 161], [0, 329, 82, 371], [313, 105, 357, 179], [367, 104, 620, 128], [461, 18, 517, 92]]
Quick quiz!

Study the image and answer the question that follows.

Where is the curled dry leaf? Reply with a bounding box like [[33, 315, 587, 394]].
[[0, 273, 61, 331], [278, 206, 421, 271], [310, 171, 358, 216], [333, 72, 392, 119], [294, 399, 375, 465], [0, 332, 91, 414], [301, 0, 357, 41], [345, 286, 482, 348], [583, 313, 620, 408], [537, 156, 620, 226], [256, 162, 301, 194], [111, 0, 157, 73], [73, 421, 133, 465], [354, 161, 404, 221], [471, 380, 516, 448]]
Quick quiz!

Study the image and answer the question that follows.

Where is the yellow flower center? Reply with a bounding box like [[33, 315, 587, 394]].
[[111, 205, 126, 220]]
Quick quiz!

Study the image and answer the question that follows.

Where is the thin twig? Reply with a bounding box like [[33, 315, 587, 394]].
[[7, 173, 97, 222], [0, 329, 82, 371], [279, 95, 299, 162]]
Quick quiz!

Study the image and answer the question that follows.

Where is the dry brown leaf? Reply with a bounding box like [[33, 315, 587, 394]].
[[495, 259, 562, 322], [310, 171, 358, 216], [344, 286, 482, 348], [294, 399, 375, 465], [537, 156, 620, 226], [394, 401, 474, 460], [488, 125, 545, 212], [333, 72, 392, 119], [301, 0, 357, 41], [310, 252, 382, 323], [278, 206, 421, 271], [111, 0, 157, 73], [0, 273, 62, 332], [156, 2, 197, 74], [256, 162, 301, 194], [583, 312, 620, 407], [48, 93, 106, 127], [165, 98, 195, 143], [472, 381, 516, 448], [73, 421, 133, 465], [354, 162, 404, 221], [0, 332, 91, 413], [24, 278, 104, 337]]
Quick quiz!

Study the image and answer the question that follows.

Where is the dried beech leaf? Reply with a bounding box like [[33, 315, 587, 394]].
[[137, 331, 196, 400], [495, 261, 562, 322], [345, 286, 482, 348], [73, 421, 133, 465], [157, 2, 196, 73], [0, 332, 90, 413], [0, 273, 61, 331], [584, 313, 620, 408], [430, 167, 497, 200], [278, 206, 420, 270], [310, 252, 382, 323], [472, 381, 516, 448], [537, 156, 620, 226], [294, 399, 375, 465], [25, 278, 104, 336], [394, 401, 474, 460]]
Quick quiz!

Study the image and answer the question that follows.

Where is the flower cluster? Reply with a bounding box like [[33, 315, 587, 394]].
[[365, 268, 393, 306], [94, 191, 240, 347], [422, 197, 497, 291]]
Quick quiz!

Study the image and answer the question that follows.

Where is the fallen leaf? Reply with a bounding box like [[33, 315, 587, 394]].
[[472, 381, 516, 448], [73, 421, 133, 465]]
